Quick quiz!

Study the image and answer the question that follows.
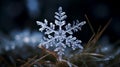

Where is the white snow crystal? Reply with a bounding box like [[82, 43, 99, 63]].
[[36, 7, 86, 60]]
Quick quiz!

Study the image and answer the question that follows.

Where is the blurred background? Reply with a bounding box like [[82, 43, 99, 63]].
[[0, 0, 120, 66]]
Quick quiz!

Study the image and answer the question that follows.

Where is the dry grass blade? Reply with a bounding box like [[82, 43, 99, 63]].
[[29, 53, 50, 66], [84, 18, 112, 51], [80, 53, 104, 57], [85, 14, 95, 34], [21, 54, 54, 67], [21, 46, 57, 67], [20, 55, 37, 67], [84, 14, 95, 49], [92, 18, 112, 44], [85, 34, 95, 49]]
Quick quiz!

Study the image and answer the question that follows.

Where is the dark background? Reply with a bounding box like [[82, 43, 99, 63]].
[[0, 0, 120, 52]]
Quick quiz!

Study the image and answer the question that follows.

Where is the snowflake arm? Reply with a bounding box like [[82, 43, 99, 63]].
[[54, 7, 67, 27], [38, 36, 59, 48], [36, 19, 56, 34], [65, 20, 86, 34], [65, 35, 83, 50]]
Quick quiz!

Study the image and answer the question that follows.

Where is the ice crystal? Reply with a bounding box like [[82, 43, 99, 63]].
[[36, 7, 86, 60]]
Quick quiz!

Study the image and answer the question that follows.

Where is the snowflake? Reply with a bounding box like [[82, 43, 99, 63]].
[[36, 7, 86, 60]]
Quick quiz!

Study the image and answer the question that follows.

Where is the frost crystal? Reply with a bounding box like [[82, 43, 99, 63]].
[[36, 7, 86, 60]]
